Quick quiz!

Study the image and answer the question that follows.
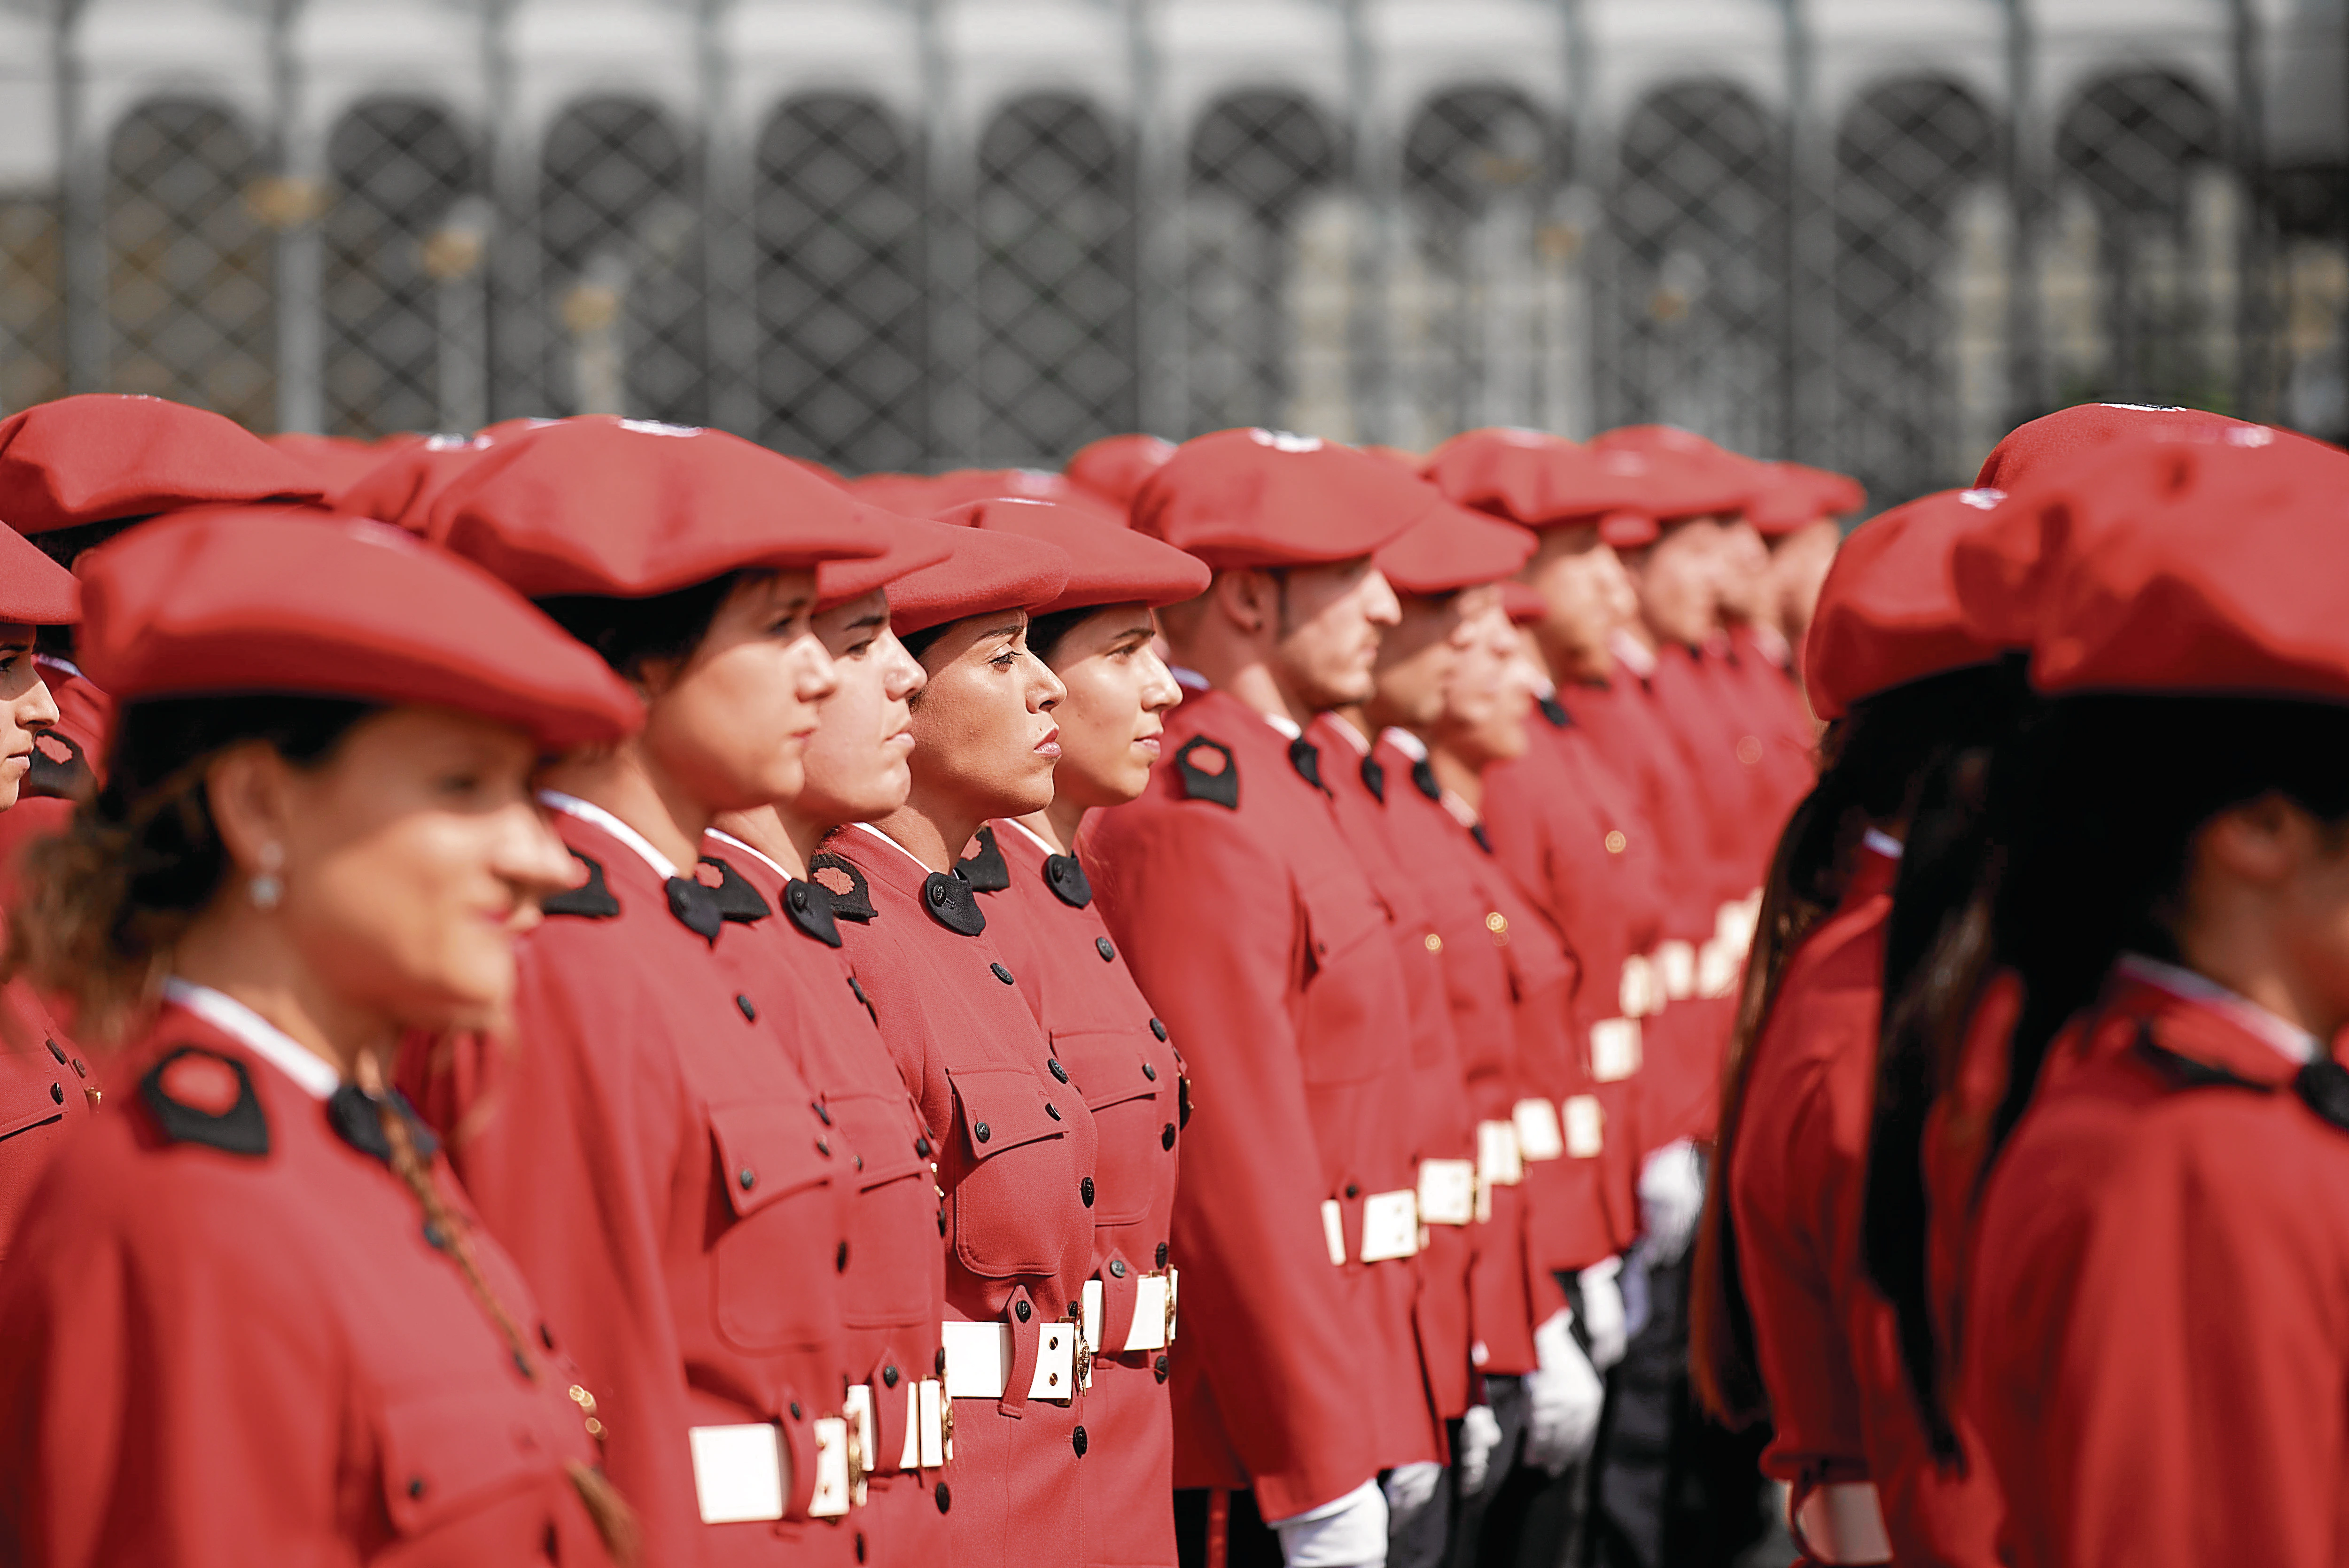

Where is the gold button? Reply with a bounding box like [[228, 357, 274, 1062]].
[[1485, 912, 1508, 934], [1423, 932, 1443, 953], [1604, 831, 1627, 854]]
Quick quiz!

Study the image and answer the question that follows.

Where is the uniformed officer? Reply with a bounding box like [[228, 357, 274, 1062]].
[[950, 496, 1211, 1568], [0, 505, 642, 1566], [1086, 428, 1446, 1568], [821, 522, 1109, 1568], [396, 416, 894, 1568]]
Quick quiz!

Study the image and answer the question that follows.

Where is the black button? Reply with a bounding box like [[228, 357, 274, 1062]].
[[836, 1241, 850, 1272], [974, 1122, 991, 1144], [1050, 1059, 1069, 1084], [70, 1058, 84, 1078], [928, 882, 949, 906], [1150, 1018, 1167, 1041], [1143, 1063, 1157, 1081], [916, 1135, 933, 1157], [936, 1482, 952, 1514], [1345, 1182, 1360, 1199], [540, 1321, 557, 1350], [43, 1039, 62, 1063], [817, 1137, 832, 1156], [883, 1365, 901, 1388], [738, 1166, 757, 1191], [1161, 1124, 1176, 1150], [990, 963, 1015, 985], [790, 1401, 804, 1421], [857, 1531, 868, 1563], [1015, 1299, 1032, 1323], [1154, 1354, 1170, 1382], [1096, 937, 1116, 961], [50, 1082, 63, 1104], [1081, 1177, 1095, 1206], [1045, 1103, 1061, 1121], [1072, 1425, 1089, 1457], [790, 885, 809, 910], [852, 1154, 863, 1171], [1109, 1258, 1127, 1279], [408, 1476, 426, 1498], [1156, 1242, 1169, 1267], [735, 994, 757, 1022], [938, 1205, 947, 1235], [815, 1102, 833, 1125]]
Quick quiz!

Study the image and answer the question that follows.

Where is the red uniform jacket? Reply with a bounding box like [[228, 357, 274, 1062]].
[[0, 997, 614, 1567], [1082, 686, 1439, 1520], [1723, 625, 1819, 828], [707, 830, 952, 1568], [1310, 713, 1474, 1427], [0, 985, 98, 1266], [829, 823, 1101, 1568], [1727, 844, 1999, 1566], [976, 817, 1182, 1568], [407, 806, 860, 1568]]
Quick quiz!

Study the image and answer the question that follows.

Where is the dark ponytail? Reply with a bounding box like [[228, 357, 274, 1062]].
[[1690, 663, 2017, 1427]]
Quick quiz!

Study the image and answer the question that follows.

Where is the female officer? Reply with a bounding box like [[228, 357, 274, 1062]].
[[0, 506, 641, 1566], [398, 418, 891, 1568], [822, 523, 1104, 1568], [1686, 490, 2015, 1568], [950, 497, 1208, 1568]]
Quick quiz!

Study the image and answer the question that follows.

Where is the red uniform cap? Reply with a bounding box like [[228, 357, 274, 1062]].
[[75, 506, 642, 750], [2023, 438, 2349, 700], [954, 496, 1210, 614], [1130, 427, 1442, 570], [886, 520, 1073, 636], [1422, 427, 1660, 547], [266, 432, 397, 497], [1804, 488, 2011, 721], [1375, 503, 1538, 597], [1500, 580, 1548, 626], [814, 512, 961, 609], [333, 433, 501, 531], [0, 395, 327, 535], [1745, 461, 1866, 535], [424, 417, 887, 599], [0, 530, 78, 626], [1972, 403, 2289, 491], [1063, 434, 1176, 508], [1587, 424, 1764, 521]]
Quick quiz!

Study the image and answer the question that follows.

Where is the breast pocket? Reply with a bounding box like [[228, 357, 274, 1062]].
[[707, 1101, 844, 1352], [1296, 885, 1394, 1087], [1050, 1028, 1173, 1228], [945, 1066, 1084, 1280], [823, 1090, 940, 1331], [376, 1383, 570, 1542]]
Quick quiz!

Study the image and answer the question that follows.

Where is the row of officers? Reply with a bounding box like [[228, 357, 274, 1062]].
[[0, 388, 2334, 1568]]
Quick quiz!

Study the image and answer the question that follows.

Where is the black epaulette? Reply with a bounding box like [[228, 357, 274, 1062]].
[[1359, 753, 1386, 803], [696, 855, 772, 922], [542, 850, 621, 919], [1537, 694, 1572, 730], [2135, 1027, 2349, 1138], [809, 854, 878, 922], [140, 1046, 268, 1157], [25, 729, 91, 803], [1174, 736, 1238, 809], [782, 877, 843, 948], [957, 824, 1012, 893], [2134, 1032, 2265, 1092]]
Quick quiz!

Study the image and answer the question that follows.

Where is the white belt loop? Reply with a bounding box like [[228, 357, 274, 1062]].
[[688, 1422, 790, 1524], [1476, 1121, 1523, 1189], [939, 1318, 1076, 1403], [1416, 1158, 1475, 1226], [1079, 1269, 1179, 1354], [1790, 1482, 1893, 1566], [1590, 1017, 1642, 1083], [1513, 1098, 1566, 1161], [1358, 1188, 1420, 1261], [1619, 954, 1662, 1018], [1563, 1094, 1604, 1158], [1657, 940, 1697, 1001], [1321, 1198, 1347, 1265]]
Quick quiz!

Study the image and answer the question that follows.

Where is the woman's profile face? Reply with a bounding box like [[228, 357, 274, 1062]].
[[907, 610, 1066, 821], [638, 570, 838, 814], [0, 621, 59, 813], [796, 589, 929, 827], [258, 707, 579, 1033], [1040, 604, 1180, 813]]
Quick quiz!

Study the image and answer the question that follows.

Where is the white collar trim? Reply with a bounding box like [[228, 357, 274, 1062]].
[[1317, 713, 1370, 755], [848, 820, 946, 877], [705, 829, 790, 885], [996, 816, 1059, 858], [1260, 710, 1302, 742], [160, 978, 342, 1102], [2116, 952, 2321, 1066], [538, 790, 680, 882], [1380, 726, 1429, 763], [1170, 665, 1210, 693], [1861, 828, 1906, 862]]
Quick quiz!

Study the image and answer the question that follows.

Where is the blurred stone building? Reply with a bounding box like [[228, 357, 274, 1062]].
[[0, 0, 2343, 504]]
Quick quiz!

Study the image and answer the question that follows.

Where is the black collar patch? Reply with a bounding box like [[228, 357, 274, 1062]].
[[666, 857, 770, 943], [1358, 753, 1386, 803], [1470, 822, 1493, 854], [1411, 757, 1443, 803], [921, 869, 988, 936], [783, 878, 843, 947], [25, 728, 90, 803], [140, 1046, 268, 1157], [328, 1083, 440, 1164], [1538, 694, 1572, 730], [700, 856, 773, 922], [1043, 851, 1094, 909], [958, 825, 1012, 893], [542, 850, 621, 919], [809, 854, 877, 922], [1174, 735, 1239, 809], [1288, 737, 1327, 793]]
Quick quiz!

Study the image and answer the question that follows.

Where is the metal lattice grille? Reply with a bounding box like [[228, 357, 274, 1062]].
[[0, 196, 65, 415], [2054, 71, 2227, 408], [1611, 81, 1787, 455], [324, 100, 478, 437], [971, 95, 1137, 464], [538, 99, 706, 424], [755, 95, 927, 471], [106, 100, 276, 430], [1184, 92, 1343, 433], [1832, 78, 1996, 502]]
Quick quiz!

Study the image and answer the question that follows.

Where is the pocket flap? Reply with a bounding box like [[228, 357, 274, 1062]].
[[949, 1066, 1069, 1163], [825, 1092, 929, 1193], [1049, 1028, 1163, 1114], [708, 1101, 835, 1219], [378, 1386, 560, 1537]]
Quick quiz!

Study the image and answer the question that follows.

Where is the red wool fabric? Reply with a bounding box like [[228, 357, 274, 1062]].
[[1130, 429, 1440, 572]]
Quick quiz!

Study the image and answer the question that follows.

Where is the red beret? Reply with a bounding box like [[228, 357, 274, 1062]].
[[425, 417, 887, 599], [334, 433, 501, 530], [1805, 488, 2010, 721], [1064, 435, 1175, 508], [1971, 403, 2295, 491], [1587, 425, 1764, 520], [955, 497, 1210, 614], [0, 528, 78, 625], [1500, 580, 1547, 626], [1745, 461, 1865, 536], [887, 522, 1072, 637], [75, 507, 641, 751], [268, 432, 398, 497], [1131, 428, 1440, 570], [1425, 428, 1636, 524], [0, 395, 327, 535], [1376, 503, 1538, 597], [815, 512, 960, 610], [2021, 438, 2349, 700]]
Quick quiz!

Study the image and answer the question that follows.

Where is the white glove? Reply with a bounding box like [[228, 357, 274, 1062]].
[[1271, 1478, 1390, 1568], [1638, 1138, 1704, 1265], [1521, 1310, 1604, 1476], [1577, 1256, 1629, 1372], [1381, 1459, 1444, 1518], [1455, 1402, 1504, 1496]]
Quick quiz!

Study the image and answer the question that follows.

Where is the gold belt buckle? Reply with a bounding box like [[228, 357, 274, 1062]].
[[1066, 1299, 1095, 1388]]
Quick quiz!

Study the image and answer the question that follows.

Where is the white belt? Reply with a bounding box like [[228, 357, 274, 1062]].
[[1513, 1097, 1566, 1161], [1416, 1158, 1475, 1226], [1790, 1481, 1891, 1565], [1619, 954, 1663, 1019], [1656, 940, 1697, 1002], [1591, 1017, 1642, 1083], [1696, 937, 1742, 1000], [688, 1413, 859, 1523], [1563, 1094, 1603, 1158], [940, 1317, 1078, 1403], [1476, 1121, 1523, 1189], [843, 1377, 949, 1475], [1319, 1187, 1419, 1265], [1081, 1266, 1181, 1354]]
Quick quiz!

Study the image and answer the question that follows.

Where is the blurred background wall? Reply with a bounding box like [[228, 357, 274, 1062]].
[[0, 0, 2343, 507]]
